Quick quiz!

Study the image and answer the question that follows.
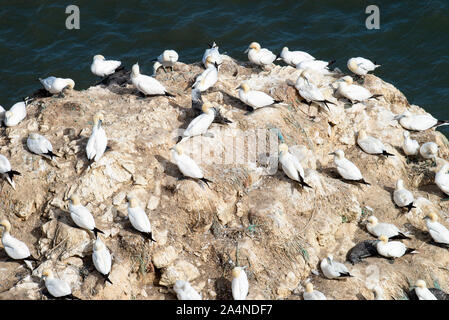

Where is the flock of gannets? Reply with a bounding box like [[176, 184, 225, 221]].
[[0, 39, 449, 301]]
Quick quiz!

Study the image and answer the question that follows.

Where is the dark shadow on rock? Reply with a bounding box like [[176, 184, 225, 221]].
[[154, 155, 180, 179], [214, 276, 233, 300], [219, 90, 251, 112]]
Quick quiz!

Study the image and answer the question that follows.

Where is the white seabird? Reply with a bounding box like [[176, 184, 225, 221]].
[[0, 219, 37, 262], [4, 98, 32, 127], [42, 269, 80, 299], [372, 285, 384, 300], [278, 47, 314, 66], [91, 55, 122, 77], [435, 158, 449, 196], [170, 145, 212, 186], [192, 56, 219, 92], [131, 63, 175, 97], [86, 112, 108, 163], [92, 237, 113, 284], [202, 42, 223, 69], [329, 149, 370, 185], [67, 194, 104, 238], [423, 212, 449, 246], [393, 179, 415, 212], [320, 254, 352, 279], [375, 235, 417, 260], [127, 198, 156, 242], [419, 142, 438, 160], [366, 215, 410, 240], [414, 280, 437, 300], [173, 280, 202, 300], [0, 105, 5, 121], [245, 42, 276, 68], [336, 76, 382, 103], [237, 83, 281, 113], [153, 49, 179, 72], [0, 154, 21, 190], [296, 59, 335, 75], [402, 131, 420, 156], [278, 143, 312, 189], [303, 283, 326, 300], [357, 129, 394, 157], [394, 110, 449, 131], [27, 133, 58, 160], [231, 267, 249, 300], [347, 57, 380, 76], [39, 76, 75, 95], [295, 69, 335, 111], [180, 101, 215, 142]]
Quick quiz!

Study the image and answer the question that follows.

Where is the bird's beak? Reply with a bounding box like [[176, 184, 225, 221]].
[[97, 119, 102, 128], [244, 48, 249, 54], [235, 85, 242, 90], [393, 114, 404, 120], [207, 43, 213, 48], [329, 152, 336, 156]]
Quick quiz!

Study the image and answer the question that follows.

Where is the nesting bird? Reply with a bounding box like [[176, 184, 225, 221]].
[[192, 56, 219, 92], [347, 57, 380, 77], [179, 101, 215, 143], [419, 142, 438, 160], [356, 129, 394, 157], [296, 59, 336, 75], [202, 42, 223, 69], [375, 235, 417, 260], [237, 83, 281, 113], [336, 76, 382, 103], [393, 179, 415, 212], [27, 133, 58, 160], [92, 237, 113, 284], [414, 280, 437, 300], [0, 219, 38, 262], [423, 212, 449, 246], [86, 112, 108, 164], [402, 131, 420, 156], [173, 280, 202, 300], [90, 55, 122, 77], [231, 267, 249, 300], [245, 42, 276, 68], [67, 194, 104, 238], [170, 145, 212, 187], [278, 47, 314, 66], [435, 158, 449, 196], [152, 49, 179, 72], [127, 198, 156, 242], [4, 97, 32, 127], [0, 154, 21, 190], [42, 269, 80, 300], [346, 240, 378, 265], [131, 63, 175, 97], [320, 255, 352, 279], [303, 283, 326, 300], [330, 149, 370, 185], [366, 215, 410, 240], [394, 110, 449, 131], [295, 69, 335, 112], [39, 76, 75, 96], [278, 143, 311, 189]]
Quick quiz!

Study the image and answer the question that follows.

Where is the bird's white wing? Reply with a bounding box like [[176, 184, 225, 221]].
[[403, 115, 437, 131], [246, 91, 275, 108], [258, 49, 276, 65], [4, 237, 30, 259], [177, 154, 203, 179], [358, 137, 385, 154], [93, 249, 112, 274], [428, 222, 449, 244], [343, 85, 372, 101], [70, 205, 95, 230], [184, 113, 213, 137], [28, 138, 47, 154], [0, 155, 11, 172], [375, 223, 399, 238], [232, 276, 248, 300], [336, 159, 363, 180], [46, 278, 71, 297], [129, 207, 151, 233], [137, 75, 166, 95], [393, 190, 413, 206]]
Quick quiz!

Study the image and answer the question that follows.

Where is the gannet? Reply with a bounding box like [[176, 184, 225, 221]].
[[245, 42, 276, 68], [231, 267, 249, 300], [0, 105, 5, 120], [68, 194, 104, 238], [402, 131, 420, 156], [0, 220, 38, 262], [39, 76, 75, 95], [90, 55, 122, 77], [347, 57, 380, 76], [127, 198, 156, 242], [336, 76, 382, 103], [366, 215, 410, 240], [303, 283, 326, 300], [202, 42, 223, 69], [4, 97, 32, 127], [278, 143, 312, 189], [86, 112, 108, 163], [92, 237, 113, 284], [296, 59, 336, 75], [435, 158, 449, 196], [423, 212, 449, 246], [414, 280, 437, 300], [346, 240, 378, 265], [131, 63, 175, 97], [173, 280, 202, 300], [192, 56, 219, 92], [295, 69, 335, 111], [393, 179, 415, 212], [0, 154, 21, 190], [375, 235, 417, 260], [27, 133, 58, 160], [42, 269, 80, 300], [170, 145, 212, 186], [320, 254, 352, 279], [372, 285, 384, 300], [152, 49, 179, 72], [394, 110, 449, 131], [278, 47, 315, 67], [329, 149, 370, 185], [357, 129, 394, 157], [180, 101, 215, 142], [419, 142, 438, 160], [237, 83, 281, 113]]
